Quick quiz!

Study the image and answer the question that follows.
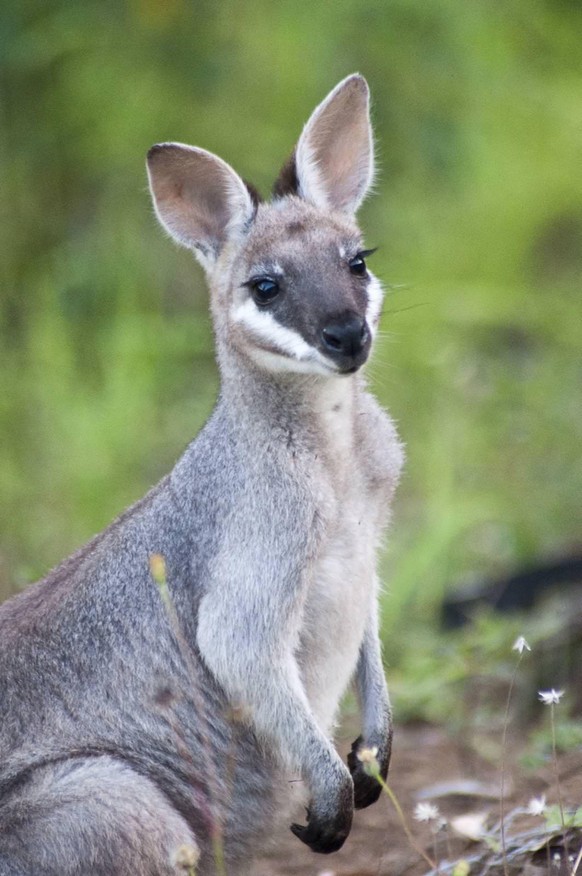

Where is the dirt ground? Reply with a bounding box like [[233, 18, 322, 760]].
[[255, 722, 582, 876]]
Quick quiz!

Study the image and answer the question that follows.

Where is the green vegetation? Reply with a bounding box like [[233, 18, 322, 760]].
[[1, 1, 581, 714]]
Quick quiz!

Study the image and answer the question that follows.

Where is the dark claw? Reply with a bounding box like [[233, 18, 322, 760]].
[[290, 819, 350, 854], [352, 770, 383, 809], [348, 735, 390, 810]]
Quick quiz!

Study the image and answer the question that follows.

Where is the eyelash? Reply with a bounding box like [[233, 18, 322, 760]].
[[348, 248, 377, 276]]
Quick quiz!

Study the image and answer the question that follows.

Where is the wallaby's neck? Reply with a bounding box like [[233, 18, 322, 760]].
[[217, 345, 358, 451]]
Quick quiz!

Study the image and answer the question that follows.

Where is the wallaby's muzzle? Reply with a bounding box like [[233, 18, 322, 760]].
[[320, 313, 371, 373]]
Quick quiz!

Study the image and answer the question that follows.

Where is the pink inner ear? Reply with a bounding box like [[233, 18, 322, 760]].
[[313, 119, 371, 207], [147, 144, 254, 257], [297, 76, 373, 215]]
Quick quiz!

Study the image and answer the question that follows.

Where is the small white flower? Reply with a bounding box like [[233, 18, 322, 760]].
[[356, 745, 378, 764], [356, 745, 380, 778], [512, 636, 531, 654], [538, 689, 565, 705], [414, 801, 440, 823], [527, 795, 546, 816], [173, 843, 200, 870]]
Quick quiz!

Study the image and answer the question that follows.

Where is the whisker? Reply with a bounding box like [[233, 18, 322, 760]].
[[382, 302, 429, 317], [383, 282, 416, 293]]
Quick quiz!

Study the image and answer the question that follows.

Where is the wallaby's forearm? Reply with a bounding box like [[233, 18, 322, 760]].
[[348, 594, 392, 809], [197, 576, 355, 851], [355, 597, 392, 749], [206, 641, 345, 775], [196, 550, 343, 764]]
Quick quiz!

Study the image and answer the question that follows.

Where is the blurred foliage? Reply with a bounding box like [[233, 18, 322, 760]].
[[544, 805, 582, 831], [388, 605, 569, 725], [523, 722, 582, 771], [389, 602, 582, 761], [1, 1, 581, 689]]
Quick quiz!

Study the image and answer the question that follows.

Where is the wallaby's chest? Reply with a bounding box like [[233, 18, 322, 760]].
[[296, 388, 399, 731], [300, 490, 377, 728]]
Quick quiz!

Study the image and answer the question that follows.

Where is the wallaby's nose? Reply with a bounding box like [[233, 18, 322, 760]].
[[321, 314, 369, 361]]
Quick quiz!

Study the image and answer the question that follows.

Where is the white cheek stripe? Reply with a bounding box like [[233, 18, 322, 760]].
[[231, 299, 340, 375], [232, 299, 316, 360], [366, 274, 384, 335], [249, 347, 337, 376]]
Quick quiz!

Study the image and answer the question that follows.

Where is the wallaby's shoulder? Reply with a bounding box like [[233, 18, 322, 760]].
[[355, 384, 405, 497]]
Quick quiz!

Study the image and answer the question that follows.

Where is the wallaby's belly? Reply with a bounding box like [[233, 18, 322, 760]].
[[298, 497, 379, 733]]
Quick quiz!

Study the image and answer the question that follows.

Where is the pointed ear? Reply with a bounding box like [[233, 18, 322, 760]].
[[146, 143, 256, 267], [273, 74, 374, 214]]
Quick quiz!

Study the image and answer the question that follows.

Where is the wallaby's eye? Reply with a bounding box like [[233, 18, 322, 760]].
[[348, 248, 377, 277], [349, 255, 367, 276], [249, 277, 280, 306]]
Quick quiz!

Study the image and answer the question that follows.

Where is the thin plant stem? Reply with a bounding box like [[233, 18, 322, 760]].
[[433, 830, 440, 875], [550, 703, 571, 872], [500, 652, 524, 876], [572, 843, 582, 875], [212, 831, 226, 876], [550, 703, 565, 831], [444, 824, 453, 861], [375, 775, 437, 870]]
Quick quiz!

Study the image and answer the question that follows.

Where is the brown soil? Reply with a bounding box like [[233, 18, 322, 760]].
[[255, 722, 582, 876]]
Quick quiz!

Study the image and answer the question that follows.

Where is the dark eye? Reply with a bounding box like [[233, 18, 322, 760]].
[[348, 248, 377, 277], [250, 277, 280, 306], [348, 255, 367, 276]]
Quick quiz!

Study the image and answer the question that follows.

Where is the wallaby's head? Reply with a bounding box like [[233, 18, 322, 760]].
[[147, 74, 383, 377]]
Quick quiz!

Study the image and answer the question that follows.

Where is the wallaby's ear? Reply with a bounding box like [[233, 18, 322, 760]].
[[147, 143, 256, 267], [273, 74, 374, 215]]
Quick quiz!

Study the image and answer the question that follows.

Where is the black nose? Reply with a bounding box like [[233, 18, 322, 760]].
[[321, 315, 368, 358]]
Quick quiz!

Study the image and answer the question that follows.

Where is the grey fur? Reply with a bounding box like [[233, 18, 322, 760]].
[[0, 74, 403, 874]]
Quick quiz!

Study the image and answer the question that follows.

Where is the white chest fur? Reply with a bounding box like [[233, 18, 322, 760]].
[[297, 379, 395, 733]]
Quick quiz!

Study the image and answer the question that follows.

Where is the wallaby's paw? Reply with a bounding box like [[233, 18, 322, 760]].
[[290, 808, 352, 854], [290, 772, 353, 854], [351, 766, 383, 809], [347, 735, 390, 810]]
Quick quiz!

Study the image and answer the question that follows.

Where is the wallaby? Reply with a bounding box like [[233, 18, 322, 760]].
[[0, 74, 403, 875]]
